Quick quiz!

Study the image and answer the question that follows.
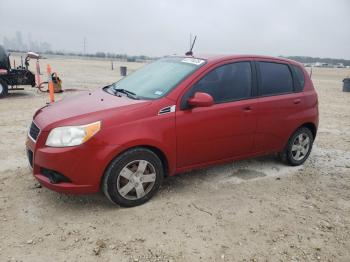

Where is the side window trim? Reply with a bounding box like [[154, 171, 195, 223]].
[[252, 61, 260, 97], [289, 65, 299, 93], [255, 60, 295, 97], [251, 61, 258, 97], [180, 60, 256, 110]]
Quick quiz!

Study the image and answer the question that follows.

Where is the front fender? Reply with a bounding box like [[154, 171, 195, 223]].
[[100, 113, 177, 177]]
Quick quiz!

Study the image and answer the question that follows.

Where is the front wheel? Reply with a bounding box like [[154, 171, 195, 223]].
[[280, 127, 314, 166], [102, 148, 164, 207]]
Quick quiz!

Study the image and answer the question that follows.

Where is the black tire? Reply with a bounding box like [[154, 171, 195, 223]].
[[102, 147, 164, 207], [0, 79, 8, 98], [280, 127, 314, 166]]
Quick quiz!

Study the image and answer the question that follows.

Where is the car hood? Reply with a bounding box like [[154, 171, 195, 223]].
[[33, 88, 151, 130]]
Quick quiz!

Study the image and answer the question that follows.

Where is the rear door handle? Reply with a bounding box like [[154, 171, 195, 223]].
[[243, 106, 252, 112], [293, 99, 301, 104]]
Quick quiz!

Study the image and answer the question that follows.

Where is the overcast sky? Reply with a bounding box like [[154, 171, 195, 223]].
[[0, 0, 349, 58]]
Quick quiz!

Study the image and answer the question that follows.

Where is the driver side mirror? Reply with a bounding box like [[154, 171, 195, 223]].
[[187, 92, 214, 108]]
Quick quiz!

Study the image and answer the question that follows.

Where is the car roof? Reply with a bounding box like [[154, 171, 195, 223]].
[[187, 54, 301, 66]]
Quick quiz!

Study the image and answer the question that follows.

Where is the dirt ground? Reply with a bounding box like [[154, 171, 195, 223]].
[[0, 55, 349, 262]]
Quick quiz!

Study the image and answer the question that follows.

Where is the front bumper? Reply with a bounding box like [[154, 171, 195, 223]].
[[26, 132, 120, 194], [33, 173, 95, 194]]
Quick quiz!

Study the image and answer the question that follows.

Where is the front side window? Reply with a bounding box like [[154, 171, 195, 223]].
[[258, 62, 293, 96], [108, 57, 205, 99], [187, 62, 252, 103]]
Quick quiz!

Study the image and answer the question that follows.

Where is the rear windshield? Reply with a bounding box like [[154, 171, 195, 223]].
[[109, 57, 206, 99]]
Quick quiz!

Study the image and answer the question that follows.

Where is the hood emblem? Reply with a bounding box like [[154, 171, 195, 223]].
[[158, 105, 176, 115]]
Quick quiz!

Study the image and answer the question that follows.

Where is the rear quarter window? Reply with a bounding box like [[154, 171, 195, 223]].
[[258, 62, 293, 96], [292, 65, 305, 92]]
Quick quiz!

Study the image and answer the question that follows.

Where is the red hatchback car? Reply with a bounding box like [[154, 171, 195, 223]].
[[26, 55, 318, 207]]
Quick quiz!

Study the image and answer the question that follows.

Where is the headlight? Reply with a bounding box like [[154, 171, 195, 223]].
[[46, 121, 101, 147]]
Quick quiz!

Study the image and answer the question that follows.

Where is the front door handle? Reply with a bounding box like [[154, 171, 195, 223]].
[[243, 106, 252, 112], [293, 99, 301, 104]]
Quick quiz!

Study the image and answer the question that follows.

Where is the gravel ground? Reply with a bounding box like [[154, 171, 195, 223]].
[[0, 55, 349, 262]]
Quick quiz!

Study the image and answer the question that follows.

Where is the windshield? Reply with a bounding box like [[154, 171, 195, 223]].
[[109, 57, 206, 99]]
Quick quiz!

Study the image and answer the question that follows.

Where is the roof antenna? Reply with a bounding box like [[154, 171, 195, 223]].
[[185, 35, 197, 56]]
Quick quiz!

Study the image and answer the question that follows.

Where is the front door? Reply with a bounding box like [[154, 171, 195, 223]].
[[176, 61, 258, 168]]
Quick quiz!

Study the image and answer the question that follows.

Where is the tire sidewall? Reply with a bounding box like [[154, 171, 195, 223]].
[[286, 127, 314, 166], [103, 148, 164, 207]]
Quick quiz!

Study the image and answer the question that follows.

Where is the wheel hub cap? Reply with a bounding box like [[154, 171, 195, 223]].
[[117, 160, 157, 200], [291, 133, 310, 161]]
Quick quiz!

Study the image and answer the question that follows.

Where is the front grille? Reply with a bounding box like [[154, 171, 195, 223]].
[[29, 121, 40, 141], [27, 149, 33, 168]]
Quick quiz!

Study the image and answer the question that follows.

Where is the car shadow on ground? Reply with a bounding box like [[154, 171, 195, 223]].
[[162, 154, 283, 187], [34, 154, 287, 210]]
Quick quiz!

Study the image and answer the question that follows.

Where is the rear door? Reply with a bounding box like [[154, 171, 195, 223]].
[[175, 60, 258, 168], [254, 60, 305, 153]]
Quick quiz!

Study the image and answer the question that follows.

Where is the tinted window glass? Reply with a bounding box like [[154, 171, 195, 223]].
[[189, 62, 252, 103], [258, 62, 293, 96], [292, 65, 305, 91]]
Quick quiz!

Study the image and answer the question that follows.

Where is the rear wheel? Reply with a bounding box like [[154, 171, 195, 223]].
[[102, 148, 164, 207], [280, 127, 314, 166], [0, 79, 8, 98]]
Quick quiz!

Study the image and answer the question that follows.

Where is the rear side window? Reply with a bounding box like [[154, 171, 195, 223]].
[[292, 65, 305, 92], [188, 62, 252, 103], [258, 62, 293, 96]]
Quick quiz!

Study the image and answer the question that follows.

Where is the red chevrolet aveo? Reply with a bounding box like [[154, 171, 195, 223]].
[[26, 55, 318, 207]]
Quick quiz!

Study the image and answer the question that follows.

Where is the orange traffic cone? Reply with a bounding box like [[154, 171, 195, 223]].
[[47, 64, 55, 102]]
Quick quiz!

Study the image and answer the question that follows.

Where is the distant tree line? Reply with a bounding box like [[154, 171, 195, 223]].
[[283, 56, 350, 66], [2, 31, 155, 62], [89, 52, 155, 61], [3, 32, 349, 64], [5, 48, 156, 62]]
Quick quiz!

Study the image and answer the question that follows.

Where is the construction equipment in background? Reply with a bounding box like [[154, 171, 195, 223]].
[[0, 45, 37, 98], [37, 71, 63, 94], [52, 72, 62, 93], [0, 45, 64, 98]]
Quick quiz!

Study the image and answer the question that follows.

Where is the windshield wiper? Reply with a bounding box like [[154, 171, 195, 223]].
[[112, 87, 139, 100]]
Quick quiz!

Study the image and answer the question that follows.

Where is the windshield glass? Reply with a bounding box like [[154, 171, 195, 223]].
[[109, 57, 206, 99]]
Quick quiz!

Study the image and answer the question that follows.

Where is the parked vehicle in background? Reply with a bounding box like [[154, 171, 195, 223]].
[[26, 54, 319, 207]]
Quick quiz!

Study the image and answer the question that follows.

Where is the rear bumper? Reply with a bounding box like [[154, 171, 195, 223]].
[[26, 134, 121, 194]]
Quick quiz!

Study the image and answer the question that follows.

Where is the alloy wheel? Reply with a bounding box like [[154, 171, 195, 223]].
[[116, 160, 157, 200], [291, 133, 310, 161]]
